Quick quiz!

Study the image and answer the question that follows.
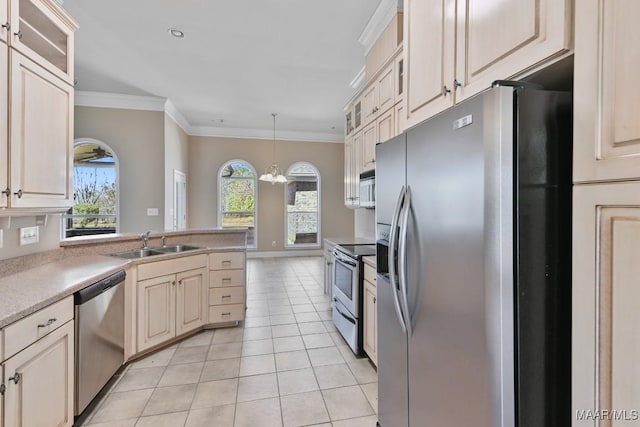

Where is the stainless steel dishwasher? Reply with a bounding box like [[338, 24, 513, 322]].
[[74, 270, 125, 415]]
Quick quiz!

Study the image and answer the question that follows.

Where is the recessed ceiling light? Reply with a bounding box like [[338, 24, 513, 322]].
[[168, 28, 185, 38]]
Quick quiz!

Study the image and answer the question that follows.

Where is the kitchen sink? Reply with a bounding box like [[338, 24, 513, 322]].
[[110, 248, 166, 259], [155, 244, 203, 253]]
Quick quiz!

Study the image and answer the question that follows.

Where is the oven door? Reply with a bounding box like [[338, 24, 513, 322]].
[[333, 249, 359, 316]]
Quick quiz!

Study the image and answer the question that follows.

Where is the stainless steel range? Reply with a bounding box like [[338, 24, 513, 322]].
[[332, 244, 376, 355]]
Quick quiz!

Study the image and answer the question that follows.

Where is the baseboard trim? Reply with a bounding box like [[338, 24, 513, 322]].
[[247, 250, 323, 258]]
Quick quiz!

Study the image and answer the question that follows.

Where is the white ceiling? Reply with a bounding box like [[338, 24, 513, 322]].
[[61, 0, 382, 141]]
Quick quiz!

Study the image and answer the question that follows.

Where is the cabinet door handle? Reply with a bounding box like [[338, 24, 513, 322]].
[[222, 277, 231, 283], [8, 372, 21, 385], [1, 22, 9, 30], [222, 295, 231, 300], [453, 79, 462, 90], [13, 30, 22, 40], [373, 297, 377, 304], [37, 318, 57, 328], [443, 85, 451, 96], [172, 280, 176, 286], [222, 260, 231, 266], [221, 312, 231, 317], [1, 187, 9, 197], [14, 189, 22, 198]]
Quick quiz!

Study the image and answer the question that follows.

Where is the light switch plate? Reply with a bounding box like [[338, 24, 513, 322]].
[[147, 208, 159, 216], [20, 226, 39, 245]]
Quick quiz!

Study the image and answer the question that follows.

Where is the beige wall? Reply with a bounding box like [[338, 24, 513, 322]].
[[75, 107, 165, 233], [188, 136, 354, 252], [0, 216, 61, 260], [164, 114, 189, 230]]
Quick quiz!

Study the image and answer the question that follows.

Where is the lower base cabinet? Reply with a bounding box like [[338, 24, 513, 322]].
[[208, 252, 246, 324], [3, 321, 74, 427], [136, 255, 207, 353], [363, 263, 377, 366], [573, 182, 640, 421]]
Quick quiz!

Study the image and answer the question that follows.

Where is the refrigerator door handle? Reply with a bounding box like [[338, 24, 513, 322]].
[[389, 186, 407, 333], [398, 186, 413, 336]]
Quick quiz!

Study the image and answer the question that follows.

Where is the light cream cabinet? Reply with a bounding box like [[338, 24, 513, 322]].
[[0, 41, 7, 209], [0, 0, 76, 211], [3, 321, 74, 427], [137, 274, 175, 351], [8, 0, 76, 84], [9, 50, 73, 208], [176, 268, 208, 335], [573, 0, 640, 183], [404, 0, 572, 128], [323, 241, 336, 298], [573, 182, 640, 425], [362, 122, 376, 172], [344, 132, 362, 208], [208, 251, 246, 323], [136, 255, 207, 352], [1, 296, 75, 427], [363, 263, 377, 366], [0, 0, 6, 43]]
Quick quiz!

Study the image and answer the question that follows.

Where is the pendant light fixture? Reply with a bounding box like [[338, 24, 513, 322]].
[[259, 113, 287, 184]]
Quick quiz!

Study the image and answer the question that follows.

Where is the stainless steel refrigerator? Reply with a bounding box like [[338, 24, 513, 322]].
[[375, 83, 572, 427]]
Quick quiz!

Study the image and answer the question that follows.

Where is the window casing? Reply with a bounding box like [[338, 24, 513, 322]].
[[218, 160, 257, 248], [285, 162, 320, 248], [64, 139, 119, 238]]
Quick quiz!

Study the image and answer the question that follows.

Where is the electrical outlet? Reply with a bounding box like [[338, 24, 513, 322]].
[[272, 241, 277, 247], [19, 226, 39, 245], [147, 208, 159, 216]]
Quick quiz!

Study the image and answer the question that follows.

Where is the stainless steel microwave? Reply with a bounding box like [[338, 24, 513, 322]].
[[359, 170, 375, 208]]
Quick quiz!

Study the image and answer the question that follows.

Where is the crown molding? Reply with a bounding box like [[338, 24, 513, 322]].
[[189, 126, 344, 143], [75, 91, 166, 111], [349, 66, 366, 91], [75, 91, 343, 143], [164, 99, 191, 134], [358, 0, 402, 55]]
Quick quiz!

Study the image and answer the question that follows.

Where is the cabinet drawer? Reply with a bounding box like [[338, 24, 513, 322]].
[[364, 263, 377, 286], [209, 269, 244, 288], [208, 304, 245, 323], [209, 252, 244, 270], [209, 287, 244, 306], [3, 296, 73, 360]]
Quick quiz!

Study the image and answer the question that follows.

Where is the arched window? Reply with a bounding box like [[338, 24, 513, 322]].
[[218, 160, 257, 248], [64, 139, 119, 238], [285, 162, 320, 248]]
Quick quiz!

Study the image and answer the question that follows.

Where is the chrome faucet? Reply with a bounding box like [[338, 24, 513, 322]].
[[139, 231, 150, 249]]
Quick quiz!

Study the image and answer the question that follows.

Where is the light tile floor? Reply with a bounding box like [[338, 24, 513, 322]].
[[80, 257, 378, 427]]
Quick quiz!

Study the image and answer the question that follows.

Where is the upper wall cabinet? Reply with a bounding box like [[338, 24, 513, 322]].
[[0, 41, 7, 209], [9, 0, 76, 85], [0, 0, 7, 43], [9, 51, 73, 208], [404, 0, 455, 129], [0, 0, 76, 211], [404, 0, 572, 129], [573, 0, 640, 183]]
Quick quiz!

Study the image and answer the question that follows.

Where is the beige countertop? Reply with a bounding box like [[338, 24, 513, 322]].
[[0, 255, 130, 328], [60, 228, 247, 247], [323, 237, 376, 247]]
